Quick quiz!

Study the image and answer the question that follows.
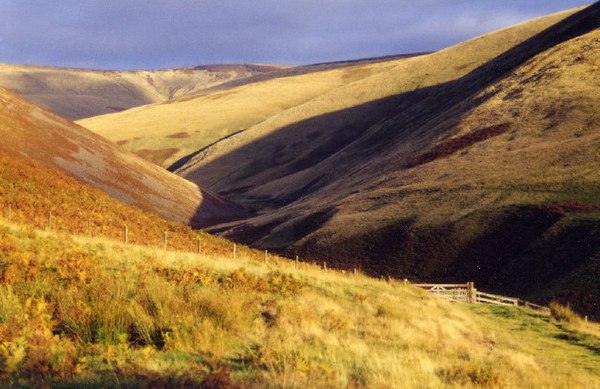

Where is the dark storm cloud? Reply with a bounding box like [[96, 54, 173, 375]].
[[0, 0, 592, 69]]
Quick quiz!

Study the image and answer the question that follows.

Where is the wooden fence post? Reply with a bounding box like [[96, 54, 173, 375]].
[[197, 237, 202, 255], [233, 243, 237, 260], [164, 231, 168, 250], [264, 250, 268, 263], [467, 282, 476, 304], [323, 262, 327, 271], [124, 226, 128, 244]]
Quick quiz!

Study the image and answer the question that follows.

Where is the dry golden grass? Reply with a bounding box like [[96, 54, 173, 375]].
[[0, 219, 598, 387]]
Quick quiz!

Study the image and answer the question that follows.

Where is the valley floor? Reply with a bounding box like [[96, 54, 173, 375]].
[[0, 219, 598, 388]]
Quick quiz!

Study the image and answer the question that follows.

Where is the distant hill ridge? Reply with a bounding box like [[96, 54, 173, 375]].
[[0, 63, 284, 120]]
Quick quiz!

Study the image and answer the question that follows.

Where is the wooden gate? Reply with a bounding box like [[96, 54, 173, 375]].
[[413, 282, 550, 314]]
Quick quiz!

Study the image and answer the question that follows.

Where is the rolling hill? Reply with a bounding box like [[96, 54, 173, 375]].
[[77, 55, 427, 167], [2, 85, 597, 389], [78, 7, 580, 169], [79, 4, 600, 317], [0, 63, 284, 120], [0, 5, 599, 386], [0, 87, 244, 228]]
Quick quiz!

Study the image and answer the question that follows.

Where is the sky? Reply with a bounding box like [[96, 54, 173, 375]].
[[0, 0, 592, 70]]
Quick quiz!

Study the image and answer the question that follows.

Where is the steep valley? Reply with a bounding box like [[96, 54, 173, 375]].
[[0, 2, 599, 386], [76, 5, 600, 316], [7, 4, 600, 319]]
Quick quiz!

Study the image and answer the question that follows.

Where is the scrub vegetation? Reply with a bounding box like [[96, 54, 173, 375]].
[[0, 220, 599, 387]]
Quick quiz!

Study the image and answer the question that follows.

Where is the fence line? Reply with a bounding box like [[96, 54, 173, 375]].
[[0, 204, 558, 313], [414, 282, 551, 314], [0, 203, 319, 271]]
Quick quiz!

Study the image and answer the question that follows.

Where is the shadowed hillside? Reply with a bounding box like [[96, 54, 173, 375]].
[[0, 63, 284, 120], [192, 3, 600, 316], [0, 87, 244, 227]]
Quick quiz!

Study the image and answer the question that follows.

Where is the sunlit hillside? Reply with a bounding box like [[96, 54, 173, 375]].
[[0, 219, 599, 387], [0, 87, 244, 227], [78, 56, 416, 167], [3, 112, 598, 386], [0, 63, 284, 121]]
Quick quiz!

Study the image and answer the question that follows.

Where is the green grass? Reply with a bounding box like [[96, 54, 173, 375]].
[[468, 304, 600, 377]]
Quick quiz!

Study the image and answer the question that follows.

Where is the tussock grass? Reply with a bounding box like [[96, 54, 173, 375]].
[[0, 220, 598, 387], [550, 301, 584, 324]]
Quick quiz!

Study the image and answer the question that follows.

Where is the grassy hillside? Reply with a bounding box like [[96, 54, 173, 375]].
[[0, 148, 262, 260], [192, 8, 600, 289], [76, 5, 600, 317], [0, 87, 244, 227], [0, 219, 598, 387], [78, 56, 423, 167], [0, 63, 284, 121], [78, 7, 578, 169]]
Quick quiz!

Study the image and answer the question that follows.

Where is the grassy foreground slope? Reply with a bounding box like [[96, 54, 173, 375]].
[[0, 87, 244, 227], [0, 63, 284, 121], [0, 220, 599, 388]]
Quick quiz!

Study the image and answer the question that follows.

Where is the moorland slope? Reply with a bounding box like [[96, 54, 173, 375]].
[[193, 4, 600, 315], [0, 87, 244, 227], [203, 4, 600, 315], [78, 55, 426, 167], [0, 63, 283, 120]]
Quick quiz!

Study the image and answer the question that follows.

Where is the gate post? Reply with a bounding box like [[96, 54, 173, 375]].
[[467, 282, 476, 304]]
